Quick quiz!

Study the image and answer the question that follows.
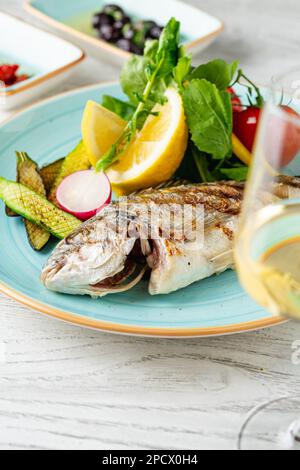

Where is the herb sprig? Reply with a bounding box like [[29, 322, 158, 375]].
[[100, 19, 263, 183], [96, 18, 180, 172], [230, 69, 264, 108]]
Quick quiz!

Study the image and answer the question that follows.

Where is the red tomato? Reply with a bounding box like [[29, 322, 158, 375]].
[[265, 106, 300, 168], [228, 87, 242, 113], [234, 104, 300, 167], [233, 107, 261, 152], [279, 106, 300, 166]]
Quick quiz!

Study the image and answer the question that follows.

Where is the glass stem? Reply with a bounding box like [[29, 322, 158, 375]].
[[290, 419, 300, 443]]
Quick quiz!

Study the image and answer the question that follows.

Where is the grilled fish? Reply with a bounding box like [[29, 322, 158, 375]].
[[41, 176, 300, 296]]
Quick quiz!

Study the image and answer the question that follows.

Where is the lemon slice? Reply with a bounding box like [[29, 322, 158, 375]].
[[106, 88, 188, 195], [82, 100, 126, 167]]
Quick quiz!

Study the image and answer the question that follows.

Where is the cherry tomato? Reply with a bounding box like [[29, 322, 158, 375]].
[[233, 107, 261, 152], [228, 87, 242, 113], [265, 106, 300, 168], [234, 104, 300, 167], [279, 106, 300, 166]]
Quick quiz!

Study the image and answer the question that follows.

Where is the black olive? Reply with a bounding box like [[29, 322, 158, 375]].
[[99, 24, 120, 42], [143, 21, 158, 38], [92, 12, 113, 29], [98, 24, 113, 41], [103, 4, 124, 17], [149, 25, 163, 39], [130, 42, 143, 55], [116, 38, 132, 52], [122, 15, 131, 26], [122, 24, 135, 40], [103, 4, 123, 12], [92, 13, 101, 29], [114, 16, 131, 31], [143, 20, 157, 31]]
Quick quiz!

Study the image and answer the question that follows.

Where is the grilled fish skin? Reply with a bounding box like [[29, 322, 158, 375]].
[[41, 177, 299, 297]]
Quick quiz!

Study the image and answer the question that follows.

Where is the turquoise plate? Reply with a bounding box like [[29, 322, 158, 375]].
[[0, 83, 285, 337]]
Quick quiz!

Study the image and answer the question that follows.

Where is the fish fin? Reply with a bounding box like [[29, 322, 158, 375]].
[[204, 212, 233, 230], [155, 178, 192, 189], [210, 250, 234, 273], [130, 178, 192, 196]]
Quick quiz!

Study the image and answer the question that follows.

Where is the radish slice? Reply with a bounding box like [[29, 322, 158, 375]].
[[56, 170, 112, 221]]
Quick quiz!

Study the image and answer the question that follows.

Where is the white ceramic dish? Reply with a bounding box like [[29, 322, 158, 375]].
[[0, 12, 85, 111], [25, 0, 224, 66]]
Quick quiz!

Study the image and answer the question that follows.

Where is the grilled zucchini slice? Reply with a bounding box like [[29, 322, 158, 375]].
[[0, 177, 81, 239], [15, 152, 50, 251], [40, 158, 64, 195], [5, 205, 19, 217]]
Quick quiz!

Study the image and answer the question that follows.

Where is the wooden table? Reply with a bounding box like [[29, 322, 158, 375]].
[[0, 0, 300, 450]]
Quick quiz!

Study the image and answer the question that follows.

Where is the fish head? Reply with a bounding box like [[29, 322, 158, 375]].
[[41, 208, 142, 296]]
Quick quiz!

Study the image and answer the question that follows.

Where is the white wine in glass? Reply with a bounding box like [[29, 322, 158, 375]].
[[235, 67, 300, 450]]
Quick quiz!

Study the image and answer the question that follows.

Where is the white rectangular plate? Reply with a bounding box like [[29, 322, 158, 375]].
[[0, 12, 84, 110], [25, 0, 224, 66]]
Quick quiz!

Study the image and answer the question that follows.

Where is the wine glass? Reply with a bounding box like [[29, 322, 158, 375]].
[[234, 67, 300, 450]]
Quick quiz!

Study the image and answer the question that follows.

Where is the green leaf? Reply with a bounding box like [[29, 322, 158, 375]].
[[120, 18, 180, 109], [188, 59, 239, 90], [220, 166, 248, 181], [96, 144, 118, 172], [173, 54, 192, 92], [144, 39, 159, 61], [102, 95, 135, 121], [189, 144, 212, 183], [183, 79, 233, 159], [156, 17, 180, 79], [120, 56, 167, 118], [121, 55, 150, 106]]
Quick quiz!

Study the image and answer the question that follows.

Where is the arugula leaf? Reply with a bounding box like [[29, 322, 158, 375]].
[[121, 18, 180, 105], [189, 144, 212, 182], [183, 79, 233, 160], [173, 52, 192, 92], [120, 53, 167, 126], [220, 166, 248, 181], [156, 17, 180, 79], [121, 55, 150, 106], [102, 95, 135, 121], [231, 68, 264, 108], [144, 40, 159, 61], [188, 59, 239, 90]]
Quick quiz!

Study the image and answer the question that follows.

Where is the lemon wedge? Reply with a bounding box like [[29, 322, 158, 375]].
[[106, 88, 188, 195], [82, 100, 126, 167]]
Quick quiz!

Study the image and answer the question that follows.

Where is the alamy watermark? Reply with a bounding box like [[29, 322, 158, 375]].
[[96, 198, 206, 249]]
